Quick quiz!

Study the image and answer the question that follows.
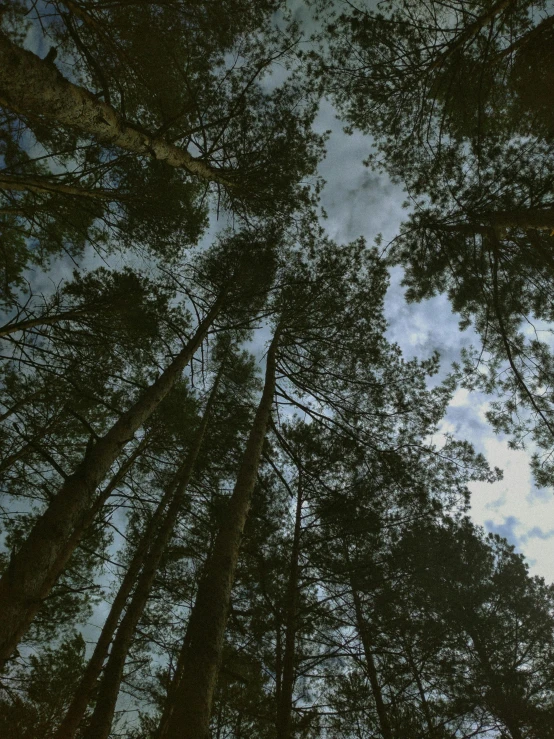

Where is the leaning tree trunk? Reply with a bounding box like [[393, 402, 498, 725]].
[[0, 32, 230, 187], [53, 444, 172, 739], [160, 330, 280, 739], [350, 582, 394, 739], [0, 298, 222, 663], [439, 208, 554, 237], [0, 173, 128, 201], [79, 370, 223, 739], [276, 474, 303, 739], [486, 208, 554, 233], [0, 308, 92, 338]]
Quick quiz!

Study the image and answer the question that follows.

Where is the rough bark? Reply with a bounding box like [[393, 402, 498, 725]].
[[161, 331, 280, 739], [486, 208, 554, 232], [0, 299, 222, 663], [275, 475, 303, 739], [0, 32, 230, 187], [80, 370, 222, 739], [351, 583, 393, 739]]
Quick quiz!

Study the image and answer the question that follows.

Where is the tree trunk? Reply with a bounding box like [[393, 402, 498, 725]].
[[79, 369, 223, 739], [53, 445, 171, 739], [0, 32, 230, 187], [276, 474, 303, 739], [0, 309, 91, 338], [0, 173, 128, 201], [275, 618, 282, 710], [0, 299, 222, 663], [487, 208, 554, 232], [350, 583, 393, 739], [161, 330, 280, 739], [497, 13, 554, 59], [437, 208, 554, 237]]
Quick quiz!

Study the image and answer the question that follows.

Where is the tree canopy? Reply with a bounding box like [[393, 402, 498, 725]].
[[1, 1, 554, 737]]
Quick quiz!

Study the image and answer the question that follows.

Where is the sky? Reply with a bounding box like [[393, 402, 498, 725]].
[[311, 98, 554, 584]]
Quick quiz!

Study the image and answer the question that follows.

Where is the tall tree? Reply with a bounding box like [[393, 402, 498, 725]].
[[0, 228, 275, 661], [162, 327, 280, 739]]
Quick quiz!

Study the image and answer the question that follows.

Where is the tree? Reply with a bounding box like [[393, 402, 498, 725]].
[[396, 518, 554, 737], [161, 327, 280, 739], [0, 230, 276, 662], [314, 0, 554, 482]]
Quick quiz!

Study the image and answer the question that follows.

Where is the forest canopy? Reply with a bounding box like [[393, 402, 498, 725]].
[[0, 1, 554, 737]]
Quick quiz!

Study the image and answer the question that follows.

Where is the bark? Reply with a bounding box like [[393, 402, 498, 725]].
[[0, 298, 222, 663], [0, 32, 231, 187], [0, 173, 127, 201], [350, 583, 393, 739], [161, 330, 280, 739], [62, 434, 151, 561], [486, 208, 554, 232], [275, 475, 303, 739], [0, 207, 27, 216], [79, 370, 222, 739], [275, 619, 282, 708]]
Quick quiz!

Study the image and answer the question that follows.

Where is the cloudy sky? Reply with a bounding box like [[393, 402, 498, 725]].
[[310, 98, 554, 584], [21, 27, 552, 585]]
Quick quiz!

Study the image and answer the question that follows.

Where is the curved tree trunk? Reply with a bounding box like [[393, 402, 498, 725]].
[[0, 32, 230, 187], [486, 208, 554, 232], [276, 474, 303, 739], [497, 13, 554, 59], [79, 369, 223, 739], [0, 298, 222, 663], [438, 208, 554, 236], [161, 330, 280, 739]]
